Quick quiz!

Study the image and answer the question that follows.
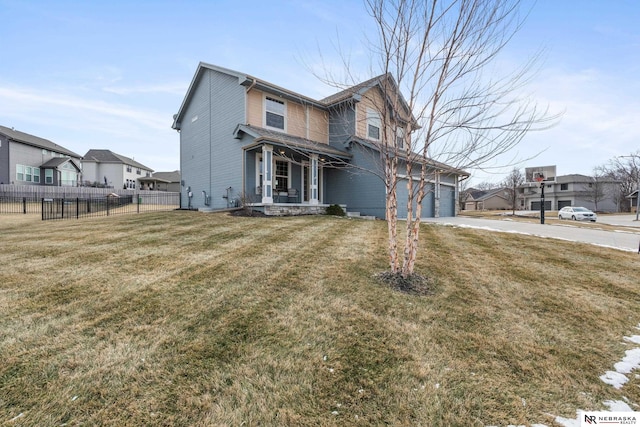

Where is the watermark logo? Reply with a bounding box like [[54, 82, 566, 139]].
[[581, 411, 640, 426]]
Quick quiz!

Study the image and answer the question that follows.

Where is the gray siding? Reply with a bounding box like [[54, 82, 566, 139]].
[[325, 144, 387, 218], [0, 135, 8, 184], [9, 142, 47, 185], [179, 69, 245, 209], [328, 104, 355, 149]]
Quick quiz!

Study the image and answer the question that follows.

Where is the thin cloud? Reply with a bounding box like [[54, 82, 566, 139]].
[[102, 82, 188, 96]]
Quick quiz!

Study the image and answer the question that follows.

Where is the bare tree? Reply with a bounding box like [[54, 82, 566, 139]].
[[501, 168, 524, 215], [580, 166, 608, 212], [475, 181, 502, 191], [361, 0, 557, 277], [458, 177, 472, 210], [605, 153, 639, 212]]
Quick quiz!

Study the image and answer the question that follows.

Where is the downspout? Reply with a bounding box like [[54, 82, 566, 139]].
[[242, 79, 257, 202], [245, 78, 257, 94]]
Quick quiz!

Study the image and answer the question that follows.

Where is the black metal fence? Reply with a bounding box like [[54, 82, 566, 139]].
[[0, 185, 179, 220], [40, 193, 180, 220]]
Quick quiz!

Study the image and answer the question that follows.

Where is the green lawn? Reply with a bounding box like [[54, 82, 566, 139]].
[[1, 211, 639, 426]]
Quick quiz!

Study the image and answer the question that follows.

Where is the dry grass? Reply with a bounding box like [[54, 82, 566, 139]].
[[1, 212, 640, 426]]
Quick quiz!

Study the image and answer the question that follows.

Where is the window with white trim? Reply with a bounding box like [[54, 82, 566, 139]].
[[275, 159, 289, 192], [367, 109, 381, 140], [45, 169, 53, 184], [16, 165, 24, 181], [33, 168, 40, 183], [265, 97, 285, 130], [396, 127, 404, 149]]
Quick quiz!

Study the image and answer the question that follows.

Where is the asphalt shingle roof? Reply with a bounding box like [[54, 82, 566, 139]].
[[0, 125, 81, 158], [83, 149, 153, 172]]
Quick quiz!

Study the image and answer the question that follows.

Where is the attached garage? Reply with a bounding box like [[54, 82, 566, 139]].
[[397, 180, 435, 218], [531, 201, 552, 211], [439, 184, 456, 217], [557, 200, 572, 209]]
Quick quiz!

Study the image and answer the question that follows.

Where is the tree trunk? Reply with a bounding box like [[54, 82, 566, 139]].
[[385, 157, 400, 273]]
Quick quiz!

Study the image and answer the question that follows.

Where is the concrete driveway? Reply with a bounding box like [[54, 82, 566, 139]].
[[423, 215, 640, 253]]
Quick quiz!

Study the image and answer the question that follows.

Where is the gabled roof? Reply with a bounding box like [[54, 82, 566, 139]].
[[475, 188, 509, 201], [151, 170, 180, 182], [235, 124, 351, 160], [172, 63, 415, 129], [0, 125, 81, 158], [172, 62, 326, 130], [320, 74, 388, 106], [83, 149, 153, 172], [40, 157, 81, 171], [320, 73, 415, 126]]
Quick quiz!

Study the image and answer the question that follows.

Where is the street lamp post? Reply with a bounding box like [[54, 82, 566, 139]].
[[635, 176, 640, 221]]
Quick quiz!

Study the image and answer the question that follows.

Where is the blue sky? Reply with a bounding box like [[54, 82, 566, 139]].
[[0, 0, 638, 184]]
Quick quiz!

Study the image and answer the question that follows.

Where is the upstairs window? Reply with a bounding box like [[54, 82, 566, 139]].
[[560, 183, 568, 190], [396, 127, 405, 149], [126, 165, 132, 173], [136, 169, 141, 175], [367, 109, 381, 140], [265, 97, 285, 130]]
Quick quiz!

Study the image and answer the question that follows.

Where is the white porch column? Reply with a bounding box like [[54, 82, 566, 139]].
[[310, 154, 319, 205], [262, 145, 273, 204]]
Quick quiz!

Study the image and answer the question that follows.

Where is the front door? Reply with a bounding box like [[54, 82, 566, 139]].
[[302, 163, 322, 203]]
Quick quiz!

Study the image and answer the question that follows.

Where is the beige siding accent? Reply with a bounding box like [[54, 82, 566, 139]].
[[356, 87, 386, 140], [307, 106, 329, 144], [287, 101, 306, 138], [357, 86, 412, 148], [246, 89, 263, 127], [245, 88, 328, 144]]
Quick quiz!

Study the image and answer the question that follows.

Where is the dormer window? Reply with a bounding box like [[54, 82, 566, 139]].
[[265, 97, 285, 131], [367, 109, 381, 140]]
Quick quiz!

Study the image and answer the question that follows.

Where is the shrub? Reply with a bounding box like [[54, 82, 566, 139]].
[[325, 204, 345, 216]]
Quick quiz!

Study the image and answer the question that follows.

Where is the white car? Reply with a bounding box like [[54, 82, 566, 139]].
[[558, 206, 597, 222]]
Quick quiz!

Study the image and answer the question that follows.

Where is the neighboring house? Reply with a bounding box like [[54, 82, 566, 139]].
[[82, 149, 153, 190], [519, 174, 620, 212], [0, 125, 82, 186], [139, 170, 181, 192], [464, 188, 511, 211], [628, 190, 639, 213], [172, 62, 468, 218]]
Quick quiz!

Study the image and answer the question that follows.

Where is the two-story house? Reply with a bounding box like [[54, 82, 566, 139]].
[[0, 125, 82, 186], [82, 149, 153, 190], [519, 174, 621, 212], [172, 63, 467, 218]]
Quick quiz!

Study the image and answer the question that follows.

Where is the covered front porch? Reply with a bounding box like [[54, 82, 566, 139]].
[[237, 124, 351, 214]]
